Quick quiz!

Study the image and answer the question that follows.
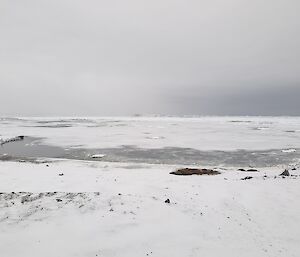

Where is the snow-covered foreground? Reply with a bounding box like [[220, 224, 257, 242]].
[[0, 160, 299, 257]]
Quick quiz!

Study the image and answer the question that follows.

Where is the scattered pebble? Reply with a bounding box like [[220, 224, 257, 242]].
[[241, 176, 253, 180]]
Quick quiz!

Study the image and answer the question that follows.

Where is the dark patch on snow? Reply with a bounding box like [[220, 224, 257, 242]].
[[241, 176, 253, 180], [170, 168, 220, 176], [280, 170, 290, 177]]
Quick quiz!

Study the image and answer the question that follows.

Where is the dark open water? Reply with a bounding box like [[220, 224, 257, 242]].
[[1, 136, 299, 167]]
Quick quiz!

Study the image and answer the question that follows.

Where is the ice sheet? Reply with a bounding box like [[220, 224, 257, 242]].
[[1, 116, 300, 151]]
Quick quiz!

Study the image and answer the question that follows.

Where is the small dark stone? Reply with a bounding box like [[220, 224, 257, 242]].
[[247, 169, 259, 172], [58, 173, 64, 176], [241, 176, 253, 180], [292, 168, 296, 171], [238, 169, 246, 171], [56, 199, 62, 202], [165, 199, 170, 204], [280, 169, 290, 177]]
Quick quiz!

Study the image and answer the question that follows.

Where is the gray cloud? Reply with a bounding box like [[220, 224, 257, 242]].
[[165, 83, 300, 116], [0, 0, 299, 116]]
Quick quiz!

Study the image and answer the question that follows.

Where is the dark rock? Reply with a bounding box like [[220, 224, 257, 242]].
[[56, 199, 62, 202], [170, 168, 221, 176], [241, 176, 253, 180], [0, 135, 25, 146], [238, 168, 259, 172], [280, 169, 290, 176], [247, 169, 259, 172], [165, 199, 170, 204], [58, 173, 64, 176], [292, 168, 296, 171]]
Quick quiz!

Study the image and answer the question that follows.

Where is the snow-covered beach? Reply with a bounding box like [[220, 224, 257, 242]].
[[0, 117, 300, 257]]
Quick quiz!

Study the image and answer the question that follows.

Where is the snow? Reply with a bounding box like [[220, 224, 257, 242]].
[[282, 149, 297, 153], [0, 117, 300, 256], [0, 160, 299, 257], [90, 154, 106, 159], [1, 116, 300, 151]]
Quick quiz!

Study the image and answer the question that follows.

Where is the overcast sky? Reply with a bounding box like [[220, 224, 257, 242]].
[[0, 0, 299, 116]]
